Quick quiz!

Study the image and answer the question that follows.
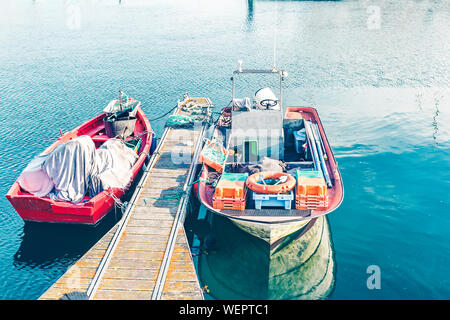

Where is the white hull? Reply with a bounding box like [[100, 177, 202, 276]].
[[227, 216, 311, 245]]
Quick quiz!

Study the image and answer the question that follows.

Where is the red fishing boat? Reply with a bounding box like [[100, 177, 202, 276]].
[[6, 94, 154, 225], [196, 65, 344, 244]]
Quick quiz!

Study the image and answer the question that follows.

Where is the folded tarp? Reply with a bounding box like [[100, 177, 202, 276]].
[[229, 156, 284, 175], [232, 97, 251, 111], [90, 138, 138, 195], [17, 154, 55, 198], [18, 135, 137, 204]]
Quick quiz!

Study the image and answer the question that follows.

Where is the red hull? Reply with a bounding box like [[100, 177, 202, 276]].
[[6, 105, 153, 225]]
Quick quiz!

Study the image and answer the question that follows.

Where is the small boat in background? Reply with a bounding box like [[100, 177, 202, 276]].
[[6, 92, 154, 225], [196, 63, 344, 244]]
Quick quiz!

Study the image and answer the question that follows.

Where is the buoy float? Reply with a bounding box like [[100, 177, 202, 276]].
[[246, 171, 296, 194]]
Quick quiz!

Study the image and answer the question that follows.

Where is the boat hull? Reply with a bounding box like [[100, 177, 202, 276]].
[[6, 106, 153, 225], [228, 215, 310, 245], [6, 186, 122, 225]]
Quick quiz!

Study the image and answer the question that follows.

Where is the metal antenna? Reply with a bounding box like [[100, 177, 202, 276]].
[[272, 2, 279, 70], [119, 90, 123, 111]]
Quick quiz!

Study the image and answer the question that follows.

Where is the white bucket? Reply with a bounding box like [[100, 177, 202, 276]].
[[254, 87, 279, 110]]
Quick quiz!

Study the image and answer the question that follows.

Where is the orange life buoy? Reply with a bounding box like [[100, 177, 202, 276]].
[[246, 171, 296, 194]]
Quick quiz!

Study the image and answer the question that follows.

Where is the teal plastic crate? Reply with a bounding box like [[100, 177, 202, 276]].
[[296, 170, 323, 179], [220, 172, 249, 181]]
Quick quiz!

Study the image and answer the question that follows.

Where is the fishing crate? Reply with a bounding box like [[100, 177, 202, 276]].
[[251, 190, 294, 210], [295, 170, 328, 210], [104, 115, 137, 138], [212, 172, 248, 210], [200, 139, 227, 173]]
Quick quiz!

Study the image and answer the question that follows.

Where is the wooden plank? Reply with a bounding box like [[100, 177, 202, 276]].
[[127, 218, 174, 228], [116, 233, 170, 244], [105, 258, 164, 270], [161, 228, 203, 300], [161, 292, 202, 300], [94, 289, 152, 300], [96, 278, 157, 291], [151, 168, 190, 175], [101, 268, 160, 280]]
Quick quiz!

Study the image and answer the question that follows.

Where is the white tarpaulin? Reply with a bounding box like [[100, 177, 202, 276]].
[[18, 135, 138, 204], [17, 155, 55, 198]]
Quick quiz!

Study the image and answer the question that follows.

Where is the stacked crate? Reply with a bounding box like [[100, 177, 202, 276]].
[[213, 172, 248, 210], [295, 170, 328, 210]]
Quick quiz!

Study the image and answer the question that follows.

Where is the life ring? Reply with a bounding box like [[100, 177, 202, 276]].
[[246, 171, 296, 194]]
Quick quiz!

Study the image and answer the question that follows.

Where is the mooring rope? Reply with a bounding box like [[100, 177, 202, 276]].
[[148, 105, 178, 122]]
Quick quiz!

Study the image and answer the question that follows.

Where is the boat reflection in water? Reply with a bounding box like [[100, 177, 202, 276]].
[[14, 213, 118, 269], [188, 208, 335, 300]]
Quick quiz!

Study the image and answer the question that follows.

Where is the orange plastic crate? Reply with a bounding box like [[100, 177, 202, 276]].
[[213, 173, 247, 210], [295, 171, 328, 210], [213, 198, 246, 211], [295, 195, 328, 210]]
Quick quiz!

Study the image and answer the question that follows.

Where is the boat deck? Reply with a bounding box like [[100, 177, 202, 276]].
[[40, 98, 211, 300]]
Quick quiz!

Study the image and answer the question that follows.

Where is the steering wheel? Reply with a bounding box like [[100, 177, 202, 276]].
[[259, 99, 278, 109]]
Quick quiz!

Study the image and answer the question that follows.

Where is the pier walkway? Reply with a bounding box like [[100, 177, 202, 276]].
[[40, 96, 211, 300]]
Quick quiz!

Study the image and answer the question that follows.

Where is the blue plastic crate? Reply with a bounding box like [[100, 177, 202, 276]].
[[251, 190, 294, 210]]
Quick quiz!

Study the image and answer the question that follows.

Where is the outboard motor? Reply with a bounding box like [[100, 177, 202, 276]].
[[254, 87, 279, 110]]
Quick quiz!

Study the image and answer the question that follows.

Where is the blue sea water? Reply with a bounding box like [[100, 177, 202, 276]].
[[0, 0, 449, 299]]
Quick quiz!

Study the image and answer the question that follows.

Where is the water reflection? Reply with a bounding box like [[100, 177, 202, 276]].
[[432, 95, 441, 145], [13, 213, 117, 269], [247, 0, 254, 26], [186, 200, 335, 300]]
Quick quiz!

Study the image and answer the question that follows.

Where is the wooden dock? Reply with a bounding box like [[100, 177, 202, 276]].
[[40, 96, 212, 300]]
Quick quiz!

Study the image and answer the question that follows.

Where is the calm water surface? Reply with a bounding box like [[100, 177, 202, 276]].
[[0, 0, 449, 299]]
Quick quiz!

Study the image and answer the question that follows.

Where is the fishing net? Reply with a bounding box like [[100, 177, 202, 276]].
[[200, 140, 227, 168], [182, 101, 212, 118], [165, 114, 203, 128], [104, 91, 140, 117], [182, 104, 203, 115], [206, 171, 222, 187], [123, 137, 142, 153]]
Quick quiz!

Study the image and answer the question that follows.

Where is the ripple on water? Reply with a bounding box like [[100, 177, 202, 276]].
[[0, 0, 449, 299]]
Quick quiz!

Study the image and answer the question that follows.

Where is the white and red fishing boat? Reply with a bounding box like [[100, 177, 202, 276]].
[[196, 64, 344, 244], [6, 92, 154, 225]]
